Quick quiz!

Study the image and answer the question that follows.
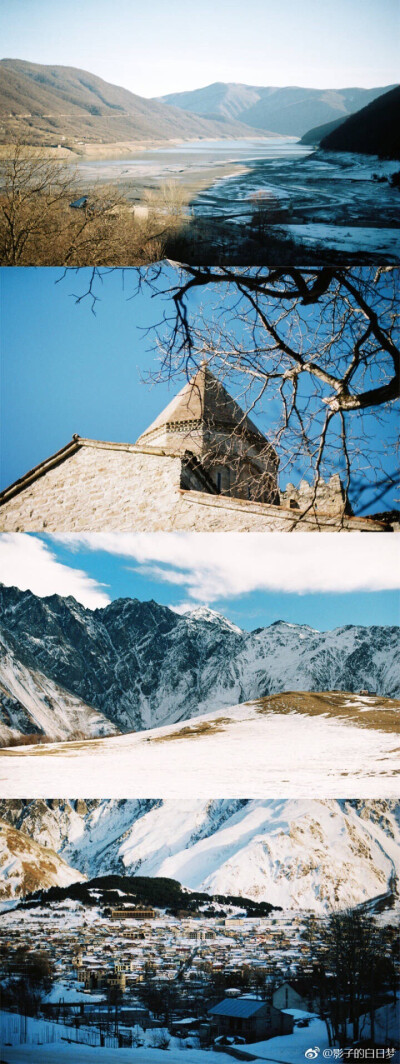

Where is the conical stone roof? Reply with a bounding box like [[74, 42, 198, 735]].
[[136, 364, 267, 447]]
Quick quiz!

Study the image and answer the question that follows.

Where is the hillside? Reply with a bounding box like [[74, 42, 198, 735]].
[[300, 115, 347, 145], [0, 585, 398, 741], [0, 819, 84, 900], [0, 59, 254, 148], [18, 873, 278, 917], [157, 82, 395, 138], [1, 694, 399, 798], [320, 85, 400, 159], [1, 799, 399, 913], [0, 631, 120, 745]]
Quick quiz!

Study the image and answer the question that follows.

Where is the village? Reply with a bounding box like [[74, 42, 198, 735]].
[[0, 896, 399, 1057]]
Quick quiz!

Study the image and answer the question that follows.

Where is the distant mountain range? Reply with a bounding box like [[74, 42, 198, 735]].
[[0, 584, 398, 744], [157, 82, 396, 138], [0, 61, 395, 148], [0, 59, 254, 147], [0, 799, 399, 914]]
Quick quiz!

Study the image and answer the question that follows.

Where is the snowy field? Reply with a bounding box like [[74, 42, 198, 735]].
[[271, 224, 400, 259], [247, 1003, 400, 1060], [1, 699, 399, 798], [1, 1007, 398, 1063], [0, 1010, 250, 1062], [0, 1051, 239, 1064]]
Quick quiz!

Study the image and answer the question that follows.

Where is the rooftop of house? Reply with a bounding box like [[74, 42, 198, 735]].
[[208, 997, 268, 1018]]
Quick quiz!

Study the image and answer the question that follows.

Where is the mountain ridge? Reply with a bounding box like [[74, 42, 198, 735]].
[[0, 799, 398, 914], [320, 84, 400, 159], [0, 583, 398, 740], [0, 59, 258, 147], [157, 81, 396, 138]]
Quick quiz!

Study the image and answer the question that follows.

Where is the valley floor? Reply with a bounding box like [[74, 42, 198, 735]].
[[72, 142, 400, 264], [1, 698, 399, 799]]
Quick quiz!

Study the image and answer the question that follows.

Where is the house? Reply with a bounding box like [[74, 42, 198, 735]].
[[110, 907, 155, 920], [0, 364, 388, 533], [107, 971, 126, 993], [273, 979, 313, 1012], [80, 965, 106, 990], [208, 996, 294, 1043]]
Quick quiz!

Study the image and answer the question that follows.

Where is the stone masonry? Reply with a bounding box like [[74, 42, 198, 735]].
[[0, 438, 389, 532], [0, 366, 393, 532]]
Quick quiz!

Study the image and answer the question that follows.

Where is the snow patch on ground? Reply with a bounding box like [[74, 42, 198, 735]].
[[1, 699, 398, 800], [275, 223, 400, 258]]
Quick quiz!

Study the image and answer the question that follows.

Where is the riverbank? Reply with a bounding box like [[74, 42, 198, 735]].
[[163, 215, 400, 265], [1, 137, 398, 264]]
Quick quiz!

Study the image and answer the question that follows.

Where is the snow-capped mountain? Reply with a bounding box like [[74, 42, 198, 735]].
[[0, 799, 398, 914], [0, 584, 398, 739], [0, 818, 84, 901], [0, 632, 120, 743]]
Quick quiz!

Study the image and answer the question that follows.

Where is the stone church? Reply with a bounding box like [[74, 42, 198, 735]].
[[0, 365, 389, 532]]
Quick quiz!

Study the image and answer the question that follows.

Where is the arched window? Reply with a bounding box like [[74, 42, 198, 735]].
[[214, 467, 231, 495]]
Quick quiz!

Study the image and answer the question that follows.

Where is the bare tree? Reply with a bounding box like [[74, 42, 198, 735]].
[[5, 948, 55, 1018], [66, 265, 400, 519], [0, 143, 77, 264], [302, 910, 398, 1049], [0, 144, 188, 265]]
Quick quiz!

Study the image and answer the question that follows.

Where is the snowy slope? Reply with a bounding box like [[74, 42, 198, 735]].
[[0, 819, 85, 901], [0, 584, 398, 736], [0, 799, 399, 914], [0, 633, 120, 744], [0, 1029, 237, 1064], [0, 694, 399, 800]]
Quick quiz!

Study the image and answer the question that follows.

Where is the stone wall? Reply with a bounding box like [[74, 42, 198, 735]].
[[0, 445, 184, 532], [173, 491, 384, 532], [0, 442, 386, 533], [280, 474, 349, 515]]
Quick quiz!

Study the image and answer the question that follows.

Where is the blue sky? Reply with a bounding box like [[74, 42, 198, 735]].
[[0, 0, 398, 94], [0, 532, 399, 631], [1, 267, 182, 490], [1, 267, 398, 513]]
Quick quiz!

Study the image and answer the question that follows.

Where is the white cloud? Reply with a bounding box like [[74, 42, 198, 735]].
[[0, 534, 110, 608], [50, 532, 400, 603], [167, 601, 197, 615]]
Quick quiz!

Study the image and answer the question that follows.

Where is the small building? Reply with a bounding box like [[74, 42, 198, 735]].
[[110, 907, 155, 920], [107, 971, 126, 993], [208, 996, 294, 1043], [273, 979, 313, 1012], [170, 1018, 199, 1038]]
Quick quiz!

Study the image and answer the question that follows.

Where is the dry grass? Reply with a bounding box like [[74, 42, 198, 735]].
[[252, 691, 400, 734], [146, 717, 233, 743], [3, 733, 50, 748], [0, 145, 189, 264]]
